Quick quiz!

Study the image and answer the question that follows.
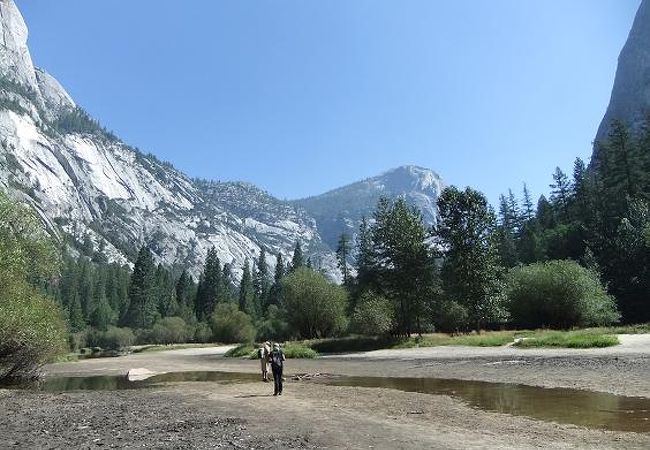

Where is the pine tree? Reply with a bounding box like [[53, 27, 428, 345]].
[[355, 216, 376, 295], [291, 241, 304, 271], [90, 270, 113, 330], [268, 252, 285, 307], [607, 120, 638, 198], [274, 253, 285, 283], [572, 157, 589, 221], [194, 274, 204, 318], [498, 195, 511, 228], [550, 167, 571, 220], [221, 263, 235, 302], [522, 183, 534, 221], [59, 256, 80, 314], [635, 114, 650, 193], [175, 270, 196, 322], [495, 227, 519, 268], [572, 158, 586, 195], [238, 260, 256, 316], [78, 259, 95, 321], [253, 247, 271, 311], [536, 195, 554, 229], [196, 248, 223, 320], [68, 293, 86, 333], [336, 233, 352, 287], [124, 246, 158, 328], [599, 120, 642, 215], [496, 190, 520, 267], [155, 264, 177, 318], [507, 189, 520, 232]]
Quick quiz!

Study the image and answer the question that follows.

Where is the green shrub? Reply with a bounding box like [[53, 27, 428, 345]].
[[0, 280, 68, 380], [226, 342, 318, 359], [194, 321, 213, 343], [86, 326, 135, 351], [349, 291, 394, 336], [390, 331, 515, 349], [282, 268, 348, 339], [143, 317, 192, 344], [433, 300, 469, 333], [224, 343, 257, 358], [282, 343, 318, 359], [514, 330, 619, 348], [0, 193, 67, 380], [256, 305, 290, 341], [210, 303, 255, 343], [309, 336, 401, 353], [506, 260, 620, 329]]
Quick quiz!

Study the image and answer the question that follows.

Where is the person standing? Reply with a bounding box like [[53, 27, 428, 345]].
[[259, 341, 271, 382], [269, 342, 286, 396]]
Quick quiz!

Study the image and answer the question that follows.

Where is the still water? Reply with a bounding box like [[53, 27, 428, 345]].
[[27, 371, 650, 433]]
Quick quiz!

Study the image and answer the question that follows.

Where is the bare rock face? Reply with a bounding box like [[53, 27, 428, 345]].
[[0, 0, 39, 93], [35, 68, 75, 112], [594, 0, 650, 158]]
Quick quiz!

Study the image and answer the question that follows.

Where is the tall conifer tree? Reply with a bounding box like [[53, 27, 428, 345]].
[[124, 246, 158, 328]]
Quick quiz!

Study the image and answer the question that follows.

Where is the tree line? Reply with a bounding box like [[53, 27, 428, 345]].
[[48, 231, 325, 346], [332, 122, 648, 336]]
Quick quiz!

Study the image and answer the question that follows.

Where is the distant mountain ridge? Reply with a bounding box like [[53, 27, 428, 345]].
[[0, 0, 444, 280], [293, 165, 444, 249]]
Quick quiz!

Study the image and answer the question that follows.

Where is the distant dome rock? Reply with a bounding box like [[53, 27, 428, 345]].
[[292, 165, 445, 250], [376, 165, 444, 194]]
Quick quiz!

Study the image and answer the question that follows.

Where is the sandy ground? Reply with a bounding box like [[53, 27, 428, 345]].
[[1, 336, 649, 449]]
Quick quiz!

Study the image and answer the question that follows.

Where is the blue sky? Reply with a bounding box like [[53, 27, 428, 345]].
[[18, 0, 640, 204]]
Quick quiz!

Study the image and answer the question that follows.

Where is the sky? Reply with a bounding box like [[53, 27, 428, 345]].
[[18, 0, 641, 204]]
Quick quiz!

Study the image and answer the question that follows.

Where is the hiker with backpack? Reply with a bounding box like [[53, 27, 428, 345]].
[[269, 342, 286, 396], [259, 341, 271, 382]]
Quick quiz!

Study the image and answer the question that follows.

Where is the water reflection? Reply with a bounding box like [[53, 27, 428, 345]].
[[324, 376, 650, 433], [21, 371, 650, 433]]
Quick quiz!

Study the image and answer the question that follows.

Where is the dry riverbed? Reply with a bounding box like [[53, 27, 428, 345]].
[[2, 335, 650, 449]]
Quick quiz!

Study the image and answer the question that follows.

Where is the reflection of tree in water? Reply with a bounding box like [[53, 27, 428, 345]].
[[41, 375, 132, 391]]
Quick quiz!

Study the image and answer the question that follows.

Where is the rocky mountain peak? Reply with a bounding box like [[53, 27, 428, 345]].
[[594, 0, 650, 156], [376, 165, 444, 195], [293, 165, 444, 249]]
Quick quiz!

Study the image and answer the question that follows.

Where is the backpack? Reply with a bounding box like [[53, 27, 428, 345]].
[[270, 350, 283, 369]]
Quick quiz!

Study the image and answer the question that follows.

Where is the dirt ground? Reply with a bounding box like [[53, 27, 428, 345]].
[[1, 336, 650, 449]]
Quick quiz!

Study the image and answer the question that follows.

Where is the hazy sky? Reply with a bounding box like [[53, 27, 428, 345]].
[[18, 0, 641, 203]]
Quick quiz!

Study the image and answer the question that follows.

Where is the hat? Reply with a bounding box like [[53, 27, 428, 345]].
[[264, 341, 271, 346], [273, 343, 280, 349]]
